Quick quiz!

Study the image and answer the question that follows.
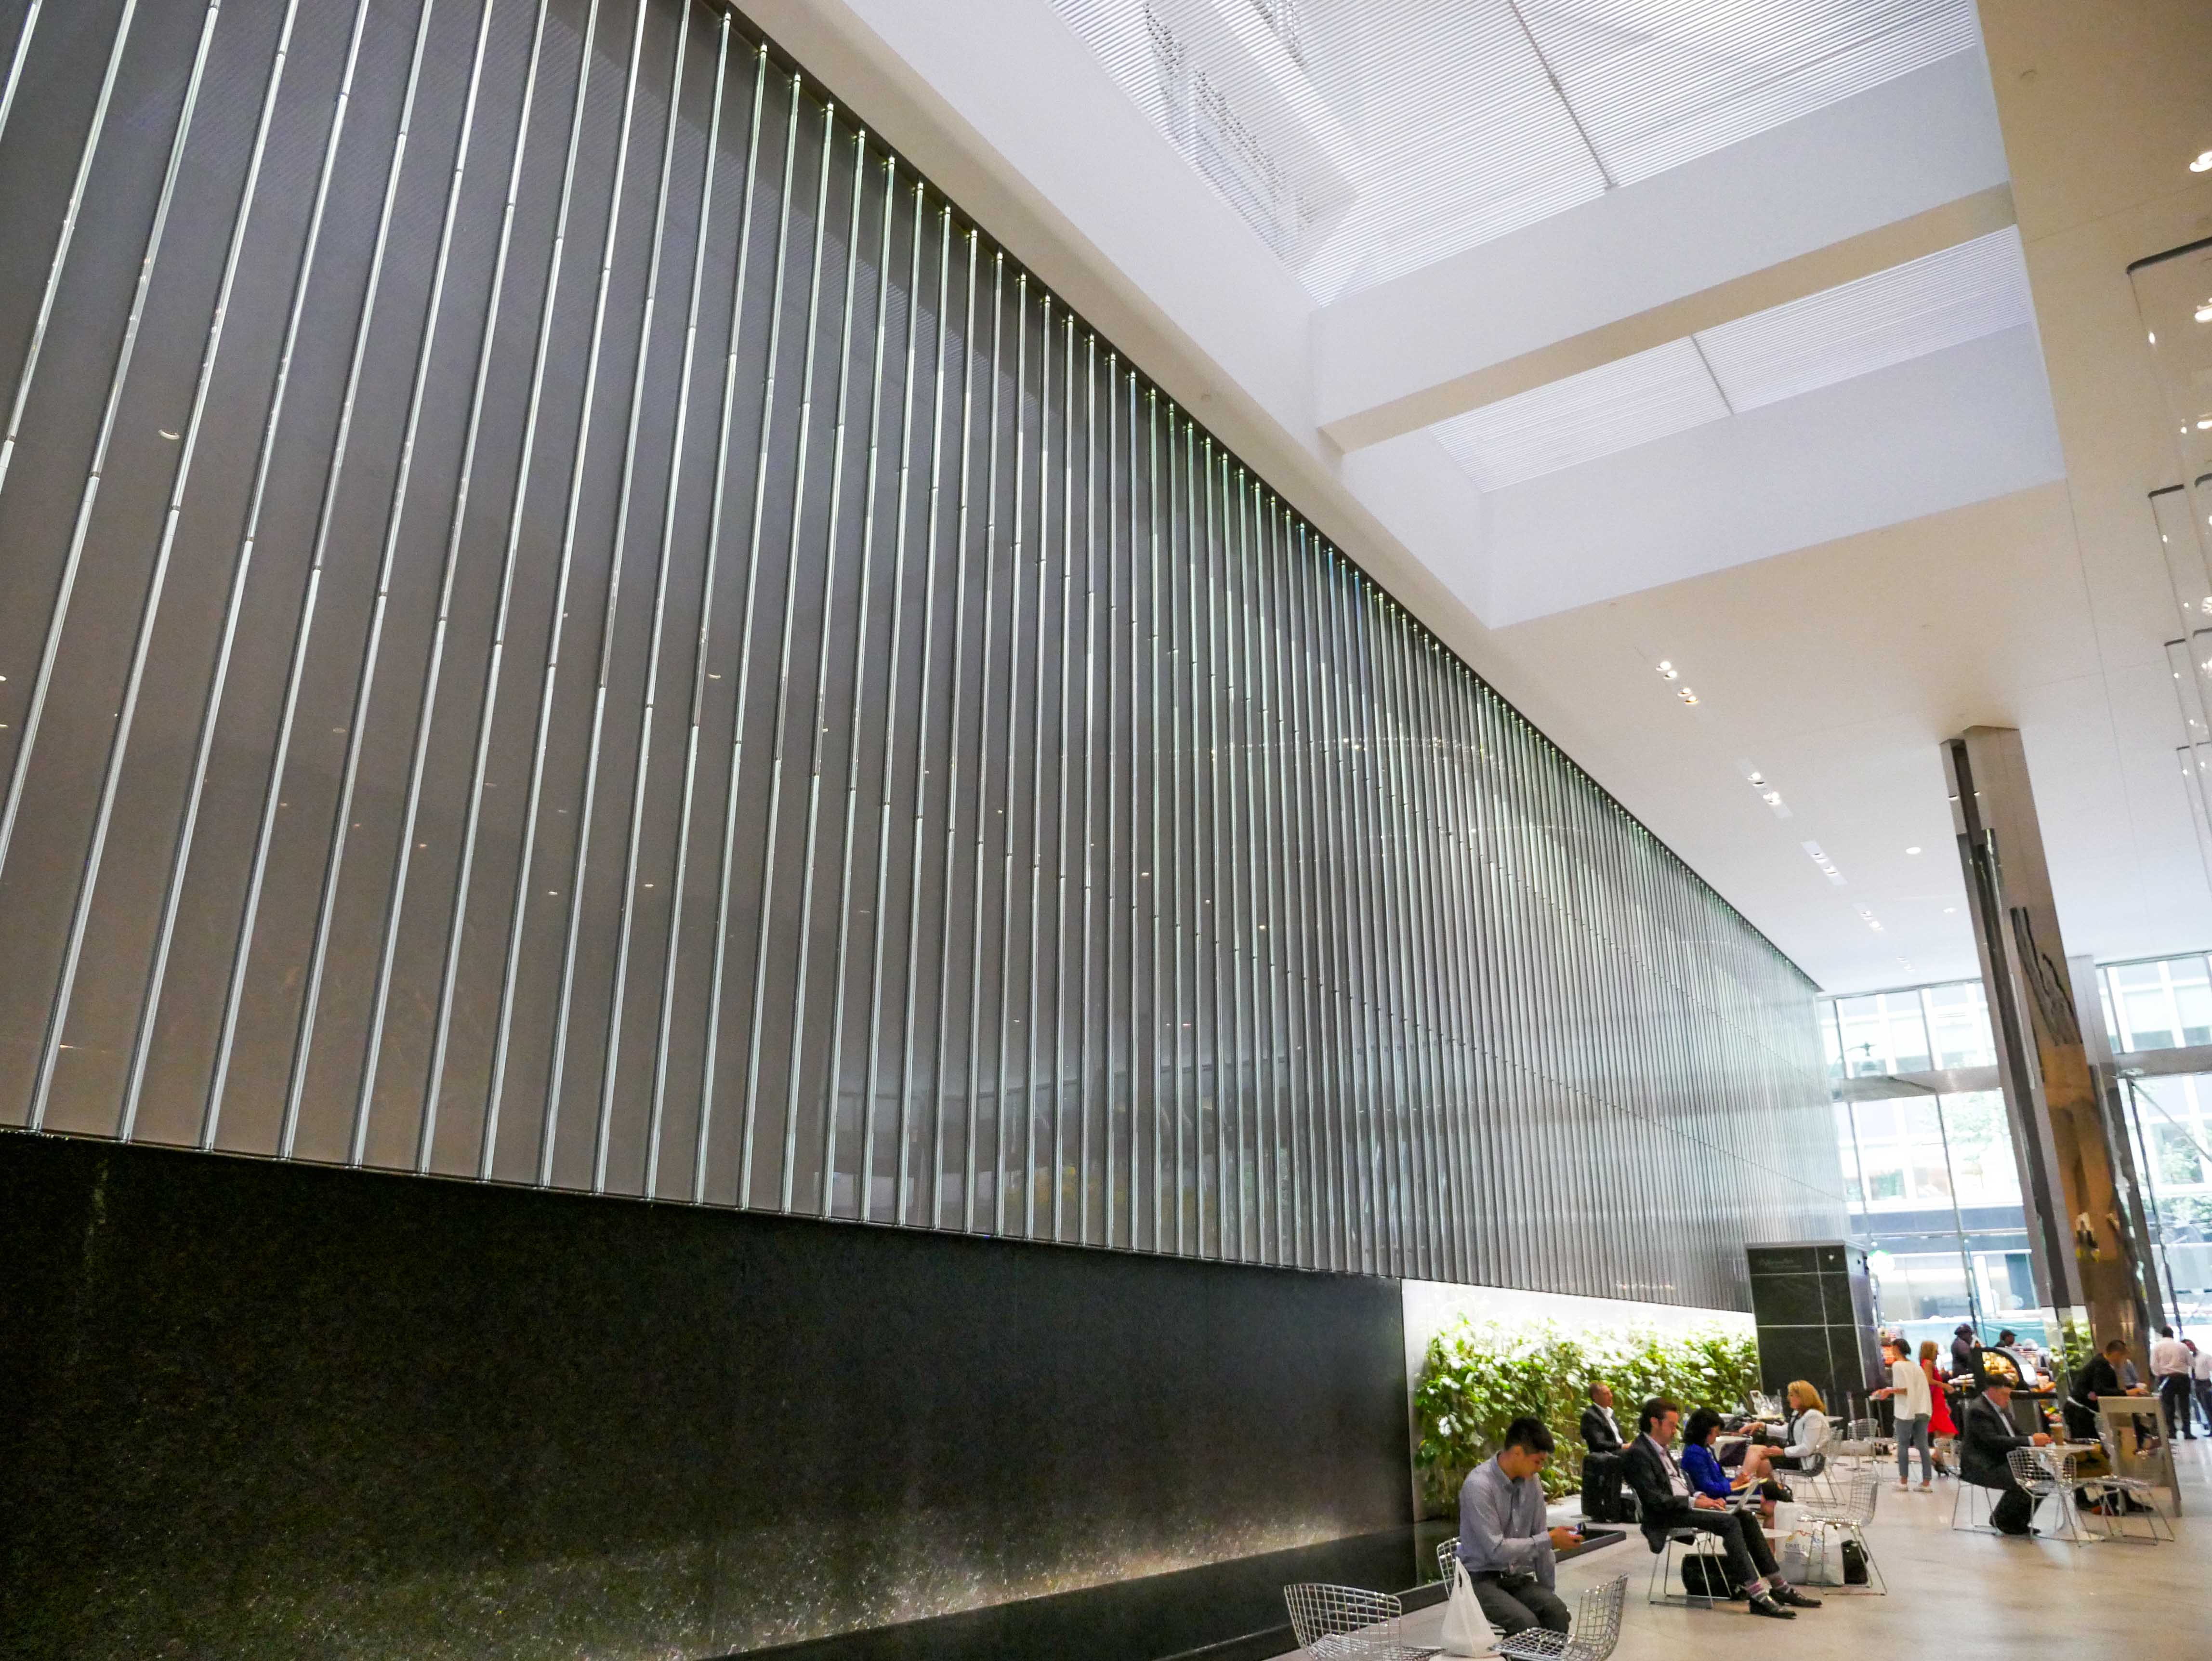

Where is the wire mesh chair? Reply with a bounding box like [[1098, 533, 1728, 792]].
[[1435, 1538, 1464, 1583], [1950, 1474, 2002, 1533], [1646, 1524, 1732, 1607], [1495, 1573, 1628, 1661], [2083, 1426, 2175, 1544], [1433, 1540, 1504, 1650], [1795, 1469, 1886, 1591], [1282, 1583, 1441, 1661], [1825, 1417, 1885, 1474], [1782, 1430, 1839, 1503], [2005, 1447, 2092, 1544]]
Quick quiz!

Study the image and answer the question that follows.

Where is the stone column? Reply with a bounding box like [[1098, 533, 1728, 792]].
[[1943, 727, 2145, 1354]]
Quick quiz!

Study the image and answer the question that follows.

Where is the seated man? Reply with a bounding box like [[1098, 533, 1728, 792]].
[[1959, 1378, 2052, 1536], [1580, 1382, 1624, 1455], [1456, 1416, 1579, 1637], [1623, 1398, 1818, 1619]]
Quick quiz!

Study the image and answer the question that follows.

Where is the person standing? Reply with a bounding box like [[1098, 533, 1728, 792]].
[[1960, 1379, 2053, 1536], [1874, 1339, 1935, 1490], [1455, 1417, 1579, 1637], [1920, 1340, 1958, 1473], [2150, 1325, 2195, 1441], [1950, 1322, 1980, 1383], [2188, 1339, 2212, 1437]]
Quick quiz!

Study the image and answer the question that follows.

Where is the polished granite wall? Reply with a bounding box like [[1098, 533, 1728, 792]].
[[0, 1131, 1409, 1659]]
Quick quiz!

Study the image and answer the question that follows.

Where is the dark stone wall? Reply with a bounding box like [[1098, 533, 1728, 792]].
[[0, 1132, 1408, 1660]]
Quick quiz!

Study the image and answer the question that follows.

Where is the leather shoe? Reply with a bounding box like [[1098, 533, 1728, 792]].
[[1773, 1587, 1822, 1608], [1747, 1595, 1797, 1619]]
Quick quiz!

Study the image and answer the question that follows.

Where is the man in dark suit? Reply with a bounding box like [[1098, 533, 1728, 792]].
[[1580, 1382, 1623, 1454], [2066, 1337, 2146, 1441], [1622, 1398, 1817, 1619], [1960, 1380, 2052, 1535]]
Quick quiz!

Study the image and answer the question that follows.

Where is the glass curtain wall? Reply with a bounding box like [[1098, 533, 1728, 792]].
[[0, 0, 1839, 1303], [2099, 954, 2212, 1328], [1819, 981, 2039, 1350]]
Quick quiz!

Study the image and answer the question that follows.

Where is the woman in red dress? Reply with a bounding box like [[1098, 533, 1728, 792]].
[[1921, 1339, 1958, 1473]]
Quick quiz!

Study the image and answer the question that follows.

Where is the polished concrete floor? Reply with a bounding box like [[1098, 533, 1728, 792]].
[[1268, 1441, 2212, 1660]]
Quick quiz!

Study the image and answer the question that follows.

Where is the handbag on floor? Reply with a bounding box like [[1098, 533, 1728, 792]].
[[1439, 1556, 1488, 1659]]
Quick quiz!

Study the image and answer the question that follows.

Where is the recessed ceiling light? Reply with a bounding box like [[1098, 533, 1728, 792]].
[[1677, 687, 1698, 705], [1657, 661, 1678, 680], [2194, 150, 2212, 173], [1748, 771, 1764, 785], [1943, 906, 1956, 914], [1905, 845, 1921, 855], [2198, 418, 2212, 430], [2197, 303, 2212, 323]]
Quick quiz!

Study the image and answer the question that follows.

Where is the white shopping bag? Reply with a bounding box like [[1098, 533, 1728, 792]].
[[1440, 1556, 1488, 1659], [1770, 1500, 1802, 1536]]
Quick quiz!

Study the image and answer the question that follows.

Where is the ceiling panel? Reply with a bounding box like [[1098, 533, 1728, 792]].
[[1701, 225, 2034, 410], [1432, 227, 2035, 489], [1527, 0, 1983, 186], [1430, 338, 1727, 489], [1050, 0, 1982, 300]]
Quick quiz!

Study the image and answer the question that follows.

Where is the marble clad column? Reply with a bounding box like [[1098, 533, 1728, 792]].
[[1943, 726, 2147, 1352]]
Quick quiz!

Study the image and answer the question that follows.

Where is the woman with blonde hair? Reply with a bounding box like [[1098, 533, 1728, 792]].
[[1764, 1380, 1830, 1475]]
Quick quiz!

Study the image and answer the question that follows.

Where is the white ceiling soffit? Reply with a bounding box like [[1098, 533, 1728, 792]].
[[1047, 0, 1981, 302], [1434, 224, 2033, 489], [1432, 339, 1726, 491], [1699, 223, 2035, 409]]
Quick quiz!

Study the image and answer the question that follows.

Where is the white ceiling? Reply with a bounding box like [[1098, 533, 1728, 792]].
[[1433, 226, 2036, 489], [1051, 0, 1981, 300], [750, 0, 2212, 995]]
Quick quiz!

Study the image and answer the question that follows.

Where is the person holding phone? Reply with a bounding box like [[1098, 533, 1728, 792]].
[[1453, 1417, 1579, 1637]]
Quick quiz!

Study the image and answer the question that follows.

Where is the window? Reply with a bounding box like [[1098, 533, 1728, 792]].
[[2102, 955, 2212, 1053], [1924, 981, 1994, 1068]]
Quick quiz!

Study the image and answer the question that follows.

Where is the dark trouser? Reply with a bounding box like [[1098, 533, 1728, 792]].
[[2196, 1378, 2212, 1435], [2159, 1373, 2196, 1438], [1470, 1571, 1571, 1636], [1989, 1479, 2035, 1533], [1677, 1507, 1782, 1588]]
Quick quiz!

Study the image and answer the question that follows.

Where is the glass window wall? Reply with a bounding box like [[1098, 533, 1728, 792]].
[[1819, 980, 1991, 1081], [2100, 954, 2212, 1053]]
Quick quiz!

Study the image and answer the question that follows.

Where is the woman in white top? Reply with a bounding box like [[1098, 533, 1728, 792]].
[[1761, 1380, 1831, 1474], [1873, 1340, 1935, 1490]]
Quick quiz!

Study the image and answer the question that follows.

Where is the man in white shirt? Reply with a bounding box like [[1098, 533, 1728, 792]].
[[2150, 1326, 2195, 1440]]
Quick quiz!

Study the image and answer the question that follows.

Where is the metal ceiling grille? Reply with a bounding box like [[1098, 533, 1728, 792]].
[[1052, 0, 1980, 300], [1432, 226, 2032, 489], [0, 0, 1840, 1296]]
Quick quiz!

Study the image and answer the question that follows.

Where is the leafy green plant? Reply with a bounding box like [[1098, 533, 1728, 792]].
[[1412, 1319, 1760, 1510]]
